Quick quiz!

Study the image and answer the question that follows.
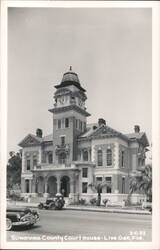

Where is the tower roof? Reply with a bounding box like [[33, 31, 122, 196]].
[[55, 67, 86, 92]]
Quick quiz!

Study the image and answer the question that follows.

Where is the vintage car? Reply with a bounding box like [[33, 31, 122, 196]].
[[142, 201, 152, 213], [6, 206, 40, 231], [38, 193, 65, 210]]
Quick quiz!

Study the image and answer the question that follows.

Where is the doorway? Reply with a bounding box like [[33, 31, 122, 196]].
[[61, 176, 70, 197]]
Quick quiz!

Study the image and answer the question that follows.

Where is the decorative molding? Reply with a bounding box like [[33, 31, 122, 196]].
[[55, 144, 70, 155], [49, 104, 91, 117]]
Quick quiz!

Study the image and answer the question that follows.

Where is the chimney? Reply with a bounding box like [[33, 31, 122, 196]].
[[134, 125, 140, 133], [98, 118, 106, 127], [36, 128, 43, 138]]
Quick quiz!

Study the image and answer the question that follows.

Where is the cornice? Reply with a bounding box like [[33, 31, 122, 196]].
[[49, 104, 91, 117]]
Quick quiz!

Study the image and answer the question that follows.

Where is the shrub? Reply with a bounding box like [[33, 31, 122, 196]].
[[102, 199, 109, 206], [79, 198, 86, 205], [90, 198, 97, 205], [9, 192, 22, 201]]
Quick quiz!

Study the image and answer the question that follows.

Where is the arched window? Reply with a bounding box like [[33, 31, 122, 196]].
[[97, 150, 103, 166], [58, 152, 66, 164], [83, 150, 88, 161], [25, 179, 30, 193], [106, 149, 112, 166]]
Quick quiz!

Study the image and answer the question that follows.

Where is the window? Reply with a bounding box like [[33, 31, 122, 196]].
[[79, 121, 82, 131], [83, 150, 88, 161], [61, 136, 65, 146], [97, 150, 103, 166], [83, 122, 86, 131], [27, 160, 30, 170], [121, 151, 125, 168], [82, 182, 88, 193], [96, 177, 102, 182], [82, 168, 88, 178], [25, 179, 30, 193], [106, 177, 112, 193], [48, 153, 53, 164], [58, 152, 66, 164], [106, 149, 112, 166], [65, 118, 69, 128], [122, 177, 125, 194], [33, 158, 37, 167], [58, 119, 61, 129], [75, 119, 78, 129]]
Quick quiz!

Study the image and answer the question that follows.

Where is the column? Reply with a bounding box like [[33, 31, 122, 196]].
[[57, 176, 61, 193], [38, 147, 42, 164], [31, 179, 36, 193], [21, 178, 25, 193], [70, 180, 75, 194], [44, 182, 48, 193], [81, 150, 83, 161], [102, 176, 106, 193], [22, 150, 25, 173], [89, 148, 92, 161], [69, 178, 79, 203], [44, 177, 49, 198], [114, 142, 119, 169], [112, 174, 119, 193]]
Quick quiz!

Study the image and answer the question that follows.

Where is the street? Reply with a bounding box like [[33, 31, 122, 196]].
[[7, 209, 152, 242]]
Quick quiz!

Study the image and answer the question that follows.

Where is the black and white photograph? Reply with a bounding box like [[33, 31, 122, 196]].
[[0, 1, 160, 249]]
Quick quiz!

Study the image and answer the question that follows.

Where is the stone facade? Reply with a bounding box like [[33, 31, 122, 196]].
[[19, 69, 149, 204]]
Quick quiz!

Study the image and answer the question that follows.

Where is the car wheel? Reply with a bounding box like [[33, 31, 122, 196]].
[[49, 203, 55, 210], [6, 218, 12, 231], [38, 203, 44, 209]]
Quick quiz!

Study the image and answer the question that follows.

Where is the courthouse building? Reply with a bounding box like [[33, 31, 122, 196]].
[[19, 68, 149, 203]]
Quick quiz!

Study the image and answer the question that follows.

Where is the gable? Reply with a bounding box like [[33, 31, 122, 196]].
[[87, 125, 129, 141], [18, 134, 42, 148]]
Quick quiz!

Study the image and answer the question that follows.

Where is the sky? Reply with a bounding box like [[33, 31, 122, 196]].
[[8, 7, 152, 161]]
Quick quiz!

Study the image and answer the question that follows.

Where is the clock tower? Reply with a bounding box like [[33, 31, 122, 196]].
[[49, 67, 90, 165]]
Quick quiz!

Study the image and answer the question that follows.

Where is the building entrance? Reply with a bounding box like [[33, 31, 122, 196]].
[[47, 176, 57, 196], [61, 176, 70, 197]]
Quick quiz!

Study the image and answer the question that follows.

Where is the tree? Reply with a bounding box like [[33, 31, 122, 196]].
[[130, 164, 152, 202], [7, 151, 22, 189], [88, 180, 110, 206]]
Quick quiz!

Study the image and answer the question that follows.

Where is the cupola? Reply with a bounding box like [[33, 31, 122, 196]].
[[54, 66, 86, 92]]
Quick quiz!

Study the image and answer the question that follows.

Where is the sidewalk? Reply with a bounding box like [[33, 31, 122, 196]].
[[11, 201, 151, 215]]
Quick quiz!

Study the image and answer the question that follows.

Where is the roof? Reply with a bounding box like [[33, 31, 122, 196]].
[[79, 124, 129, 142], [125, 132, 149, 146], [61, 71, 80, 84], [80, 123, 98, 138], [18, 133, 53, 147], [54, 68, 86, 92], [42, 134, 53, 142], [125, 132, 145, 140], [79, 124, 149, 146]]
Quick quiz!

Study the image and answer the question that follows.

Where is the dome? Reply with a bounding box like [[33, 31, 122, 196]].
[[61, 71, 80, 84], [55, 66, 86, 92]]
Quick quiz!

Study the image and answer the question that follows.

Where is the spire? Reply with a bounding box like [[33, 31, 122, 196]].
[[69, 66, 72, 71]]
